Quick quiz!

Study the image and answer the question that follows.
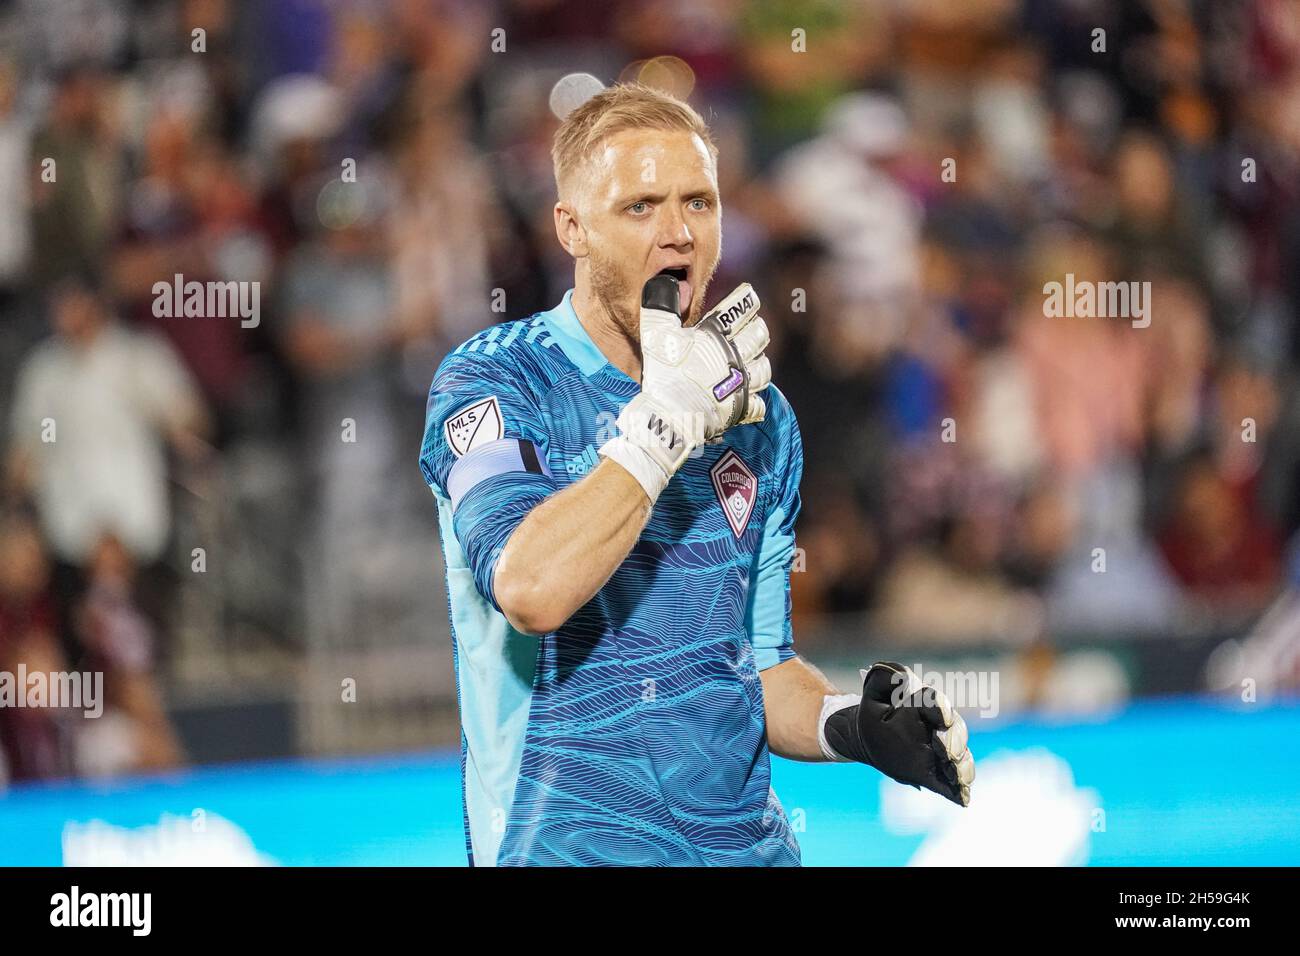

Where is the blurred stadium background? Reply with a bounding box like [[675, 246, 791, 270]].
[[0, 0, 1298, 865]]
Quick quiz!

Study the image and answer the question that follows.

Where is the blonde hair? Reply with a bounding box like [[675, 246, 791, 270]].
[[551, 83, 718, 199]]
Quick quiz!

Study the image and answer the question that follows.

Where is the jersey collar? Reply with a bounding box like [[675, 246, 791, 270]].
[[542, 289, 621, 379]]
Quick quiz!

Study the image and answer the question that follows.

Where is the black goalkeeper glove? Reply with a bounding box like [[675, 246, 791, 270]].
[[818, 662, 975, 807]]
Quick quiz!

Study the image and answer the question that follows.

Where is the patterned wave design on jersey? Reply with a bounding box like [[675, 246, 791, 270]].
[[497, 626, 800, 867], [589, 542, 750, 643], [494, 539, 789, 866]]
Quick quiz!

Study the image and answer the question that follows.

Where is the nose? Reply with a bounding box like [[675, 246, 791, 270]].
[[658, 204, 692, 249]]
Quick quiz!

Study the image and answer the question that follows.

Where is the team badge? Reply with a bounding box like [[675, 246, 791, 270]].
[[444, 396, 503, 458], [710, 449, 757, 538]]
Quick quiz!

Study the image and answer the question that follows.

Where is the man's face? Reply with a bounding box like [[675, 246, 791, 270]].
[[571, 128, 721, 333], [51, 285, 103, 343]]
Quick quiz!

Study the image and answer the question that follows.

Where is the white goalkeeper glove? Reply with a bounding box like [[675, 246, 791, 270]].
[[818, 662, 976, 807], [600, 276, 771, 502]]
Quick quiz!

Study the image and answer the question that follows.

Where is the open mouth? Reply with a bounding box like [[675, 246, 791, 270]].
[[654, 266, 692, 314]]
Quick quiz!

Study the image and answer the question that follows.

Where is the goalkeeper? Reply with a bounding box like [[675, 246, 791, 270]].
[[418, 83, 974, 866]]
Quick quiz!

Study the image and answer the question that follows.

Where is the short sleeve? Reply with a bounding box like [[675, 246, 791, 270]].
[[130, 333, 203, 429], [745, 386, 804, 671], [419, 349, 558, 613]]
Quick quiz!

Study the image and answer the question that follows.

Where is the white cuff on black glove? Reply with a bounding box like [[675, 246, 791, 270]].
[[818, 663, 976, 807]]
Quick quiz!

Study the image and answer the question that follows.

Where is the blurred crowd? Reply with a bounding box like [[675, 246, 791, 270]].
[[3, 0, 1300, 783]]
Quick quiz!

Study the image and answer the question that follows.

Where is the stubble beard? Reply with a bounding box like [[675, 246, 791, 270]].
[[588, 250, 639, 341], [588, 249, 715, 340]]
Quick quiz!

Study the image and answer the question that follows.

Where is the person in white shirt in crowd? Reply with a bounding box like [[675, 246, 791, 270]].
[[6, 272, 210, 658]]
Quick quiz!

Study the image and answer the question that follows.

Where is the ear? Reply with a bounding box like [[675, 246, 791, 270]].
[[553, 201, 588, 258]]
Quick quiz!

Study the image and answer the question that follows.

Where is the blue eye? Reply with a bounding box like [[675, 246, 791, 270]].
[[689, 199, 708, 211], [629, 202, 649, 214]]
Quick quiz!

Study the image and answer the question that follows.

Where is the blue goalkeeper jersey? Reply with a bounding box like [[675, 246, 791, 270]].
[[418, 289, 805, 867]]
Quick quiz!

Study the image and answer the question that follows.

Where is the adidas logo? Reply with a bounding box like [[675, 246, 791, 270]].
[[566, 444, 600, 476]]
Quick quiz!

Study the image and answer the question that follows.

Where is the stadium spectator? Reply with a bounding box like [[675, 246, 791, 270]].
[[6, 273, 209, 659], [0, 510, 69, 784]]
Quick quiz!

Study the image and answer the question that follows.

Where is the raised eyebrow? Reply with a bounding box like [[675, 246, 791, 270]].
[[615, 190, 667, 207]]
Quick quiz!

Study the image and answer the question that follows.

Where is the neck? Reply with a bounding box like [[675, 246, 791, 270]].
[[68, 321, 105, 350], [571, 278, 642, 381]]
